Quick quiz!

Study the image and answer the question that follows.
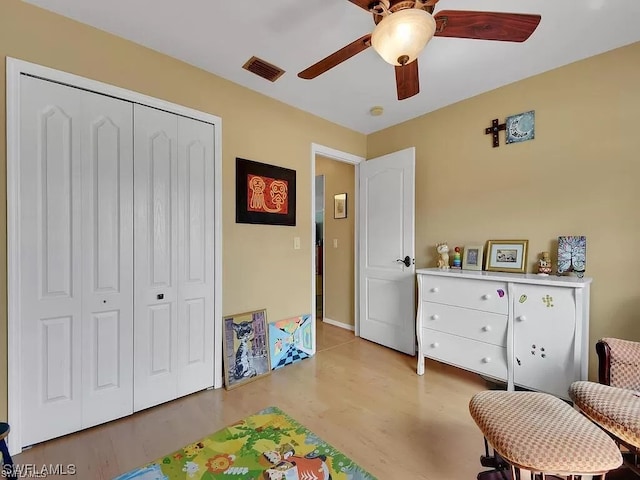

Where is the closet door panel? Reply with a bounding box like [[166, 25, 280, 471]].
[[20, 76, 83, 446], [177, 117, 215, 396], [80, 92, 134, 428], [134, 104, 179, 411]]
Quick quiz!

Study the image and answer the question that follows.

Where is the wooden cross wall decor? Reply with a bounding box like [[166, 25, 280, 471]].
[[485, 118, 506, 148]]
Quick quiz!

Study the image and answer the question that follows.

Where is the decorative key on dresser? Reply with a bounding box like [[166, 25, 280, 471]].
[[416, 268, 591, 399]]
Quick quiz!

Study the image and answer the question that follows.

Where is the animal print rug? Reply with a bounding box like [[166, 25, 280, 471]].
[[114, 406, 376, 480]]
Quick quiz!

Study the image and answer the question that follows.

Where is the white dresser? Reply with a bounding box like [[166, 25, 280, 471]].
[[416, 268, 591, 399]]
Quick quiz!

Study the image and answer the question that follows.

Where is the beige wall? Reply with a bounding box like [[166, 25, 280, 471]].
[[0, 0, 366, 419], [368, 41, 640, 379], [3, 1, 639, 423], [315, 156, 355, 326]]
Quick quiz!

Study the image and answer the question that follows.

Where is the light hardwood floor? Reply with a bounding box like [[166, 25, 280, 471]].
[[14, 322, 631, 479]]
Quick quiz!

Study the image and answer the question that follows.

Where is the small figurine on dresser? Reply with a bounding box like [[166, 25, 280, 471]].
[[537, 251, 553, 276], [436, 242, 450, 270], [452, 246, 462, 269]]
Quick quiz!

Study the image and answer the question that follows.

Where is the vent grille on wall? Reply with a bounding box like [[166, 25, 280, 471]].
[[242, 56, 285, 82]]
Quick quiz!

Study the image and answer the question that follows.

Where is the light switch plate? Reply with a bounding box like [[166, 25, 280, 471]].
[[294, 237, 301, 250], [333, 238, 338, 248]]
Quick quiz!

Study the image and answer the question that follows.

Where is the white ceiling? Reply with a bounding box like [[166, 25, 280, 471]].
[[24, 0, 640, 134]]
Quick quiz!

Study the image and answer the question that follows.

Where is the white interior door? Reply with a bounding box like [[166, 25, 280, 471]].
[[133, 104, 179, 411], [176, 116, 215, 396], [358, 148, 415, 354], [80, 91, 134, 428]]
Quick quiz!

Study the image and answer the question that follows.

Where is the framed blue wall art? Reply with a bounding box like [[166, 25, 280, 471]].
[[505, 110, 535, 144]]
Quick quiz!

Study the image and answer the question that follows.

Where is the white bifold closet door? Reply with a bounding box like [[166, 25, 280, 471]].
[[133, 104, 215, 412], [19, 77, 216, 447], [20, 75, 134, 446]]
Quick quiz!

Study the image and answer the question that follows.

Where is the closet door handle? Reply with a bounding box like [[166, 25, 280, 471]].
[[157, 293, 164, 300]]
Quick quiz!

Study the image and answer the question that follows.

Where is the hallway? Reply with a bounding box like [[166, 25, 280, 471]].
[[316, 319, 354, 353]]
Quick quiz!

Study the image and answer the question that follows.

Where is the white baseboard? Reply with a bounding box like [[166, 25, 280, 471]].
[[322, 317, 355, 331]]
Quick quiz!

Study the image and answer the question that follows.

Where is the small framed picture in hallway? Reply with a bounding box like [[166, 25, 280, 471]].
[[334, 193, 347, 219]]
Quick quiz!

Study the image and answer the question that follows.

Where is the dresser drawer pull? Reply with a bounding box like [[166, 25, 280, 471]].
[[431, 342, 439, 348], [482, 325, 492, 332], [430, 314, 439, 321], [517, 315, 527, 322], [430, 287, 440, 293], [482, 357, 492, 364], [482, 294, 492, 300]]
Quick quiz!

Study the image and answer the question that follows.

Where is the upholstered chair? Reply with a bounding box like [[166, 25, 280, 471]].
[[570, 338, 640, 477]]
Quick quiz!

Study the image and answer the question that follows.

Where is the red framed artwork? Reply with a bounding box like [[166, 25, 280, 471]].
[[236, 158, 296, 226]]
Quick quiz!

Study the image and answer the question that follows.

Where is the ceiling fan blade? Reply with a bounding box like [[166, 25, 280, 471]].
[[395, 60, 420, 101], [434, 11, 541, 42], [347, 0, 373, 12], [298, 34, 371, 80]]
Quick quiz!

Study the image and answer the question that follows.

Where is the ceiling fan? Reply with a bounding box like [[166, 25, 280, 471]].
[[298, 0, 541, 100]]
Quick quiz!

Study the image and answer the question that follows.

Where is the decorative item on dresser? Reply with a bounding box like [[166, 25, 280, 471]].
[[451, 246, 462, 269], [462, 245, 484, 271], [485, 239, 529, 273], [436, 242, 450, 269], [557, 235, 587, 278], [536, 251, 553, 276], [415, 268, 592, 400]]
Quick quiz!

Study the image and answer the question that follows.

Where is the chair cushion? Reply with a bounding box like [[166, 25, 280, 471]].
[[469, 391, 622, 475], [570, 380, 640, 449], [602, 337, 640, 390]]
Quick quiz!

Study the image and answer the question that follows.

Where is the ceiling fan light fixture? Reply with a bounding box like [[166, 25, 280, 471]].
[[371, 8, 436, 66]]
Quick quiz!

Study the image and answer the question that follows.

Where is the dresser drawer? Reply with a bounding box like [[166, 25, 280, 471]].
[[422, 329, 507, 381], [420, 276, 508, 314], [421, 302, 507, 346]]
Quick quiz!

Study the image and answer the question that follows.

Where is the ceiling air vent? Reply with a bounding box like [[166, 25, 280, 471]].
[[242, 56, 285, 82]]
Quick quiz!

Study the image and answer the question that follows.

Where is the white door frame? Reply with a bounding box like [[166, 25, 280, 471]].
[[6, 57, 223, 454], [310, 144, 364, 348]]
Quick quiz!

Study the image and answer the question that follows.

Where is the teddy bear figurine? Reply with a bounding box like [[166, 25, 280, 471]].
[[436, 242, 450, 270], [537, 251, 553, 276]]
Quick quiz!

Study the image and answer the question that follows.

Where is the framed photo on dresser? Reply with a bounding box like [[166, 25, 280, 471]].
[[462, 245, 484, 271], [485, 240, 529, 273]]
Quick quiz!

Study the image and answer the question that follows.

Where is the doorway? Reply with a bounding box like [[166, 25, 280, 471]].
[[311, 145, 363, 351], [315, 175, 325, 320]]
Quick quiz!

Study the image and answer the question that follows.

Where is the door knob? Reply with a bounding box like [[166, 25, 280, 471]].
[[396, 255, 412, 267], [157, 293, 164, 300]]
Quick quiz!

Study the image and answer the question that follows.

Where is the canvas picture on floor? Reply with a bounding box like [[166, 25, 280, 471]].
[[223, 309, 271, 390], [269, 314, 313, 370]]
